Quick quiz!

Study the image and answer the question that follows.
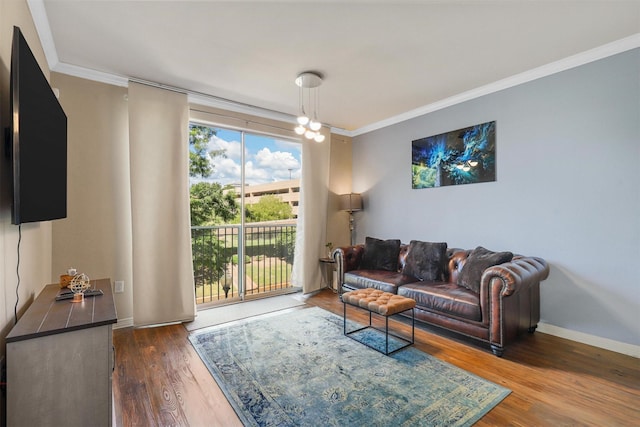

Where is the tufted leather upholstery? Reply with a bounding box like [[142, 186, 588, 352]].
[[342, 288, 416, 316], [333, 243, 549, 356]]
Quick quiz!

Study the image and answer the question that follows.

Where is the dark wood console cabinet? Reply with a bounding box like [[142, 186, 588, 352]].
[[6, 278, 117, 427]]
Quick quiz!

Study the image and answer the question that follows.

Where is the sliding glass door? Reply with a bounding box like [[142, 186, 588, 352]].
[[189, 124, 301, 306]]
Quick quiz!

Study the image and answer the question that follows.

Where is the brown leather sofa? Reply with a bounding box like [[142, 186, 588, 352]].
[[333, 242, 549, 356]]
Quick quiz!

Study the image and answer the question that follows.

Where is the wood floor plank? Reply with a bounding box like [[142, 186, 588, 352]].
[[139, 326, 188, 425], [113, 325, 157, 427], [164, 324, 243, 426], [112, 289, 640, 426]]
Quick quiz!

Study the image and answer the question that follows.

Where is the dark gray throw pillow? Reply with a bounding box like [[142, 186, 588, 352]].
[[360, 237, 401, 271], [457, 246, 513, 293], [401, 240, 448, 281]]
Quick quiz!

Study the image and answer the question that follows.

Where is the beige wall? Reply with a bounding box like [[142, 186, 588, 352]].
[[0, 0, 55, 357], [50, 73, 133, 324], [326, 134, 353, 249]]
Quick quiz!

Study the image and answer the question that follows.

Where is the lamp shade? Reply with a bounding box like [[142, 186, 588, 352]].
[[339, 193, 363, 212]]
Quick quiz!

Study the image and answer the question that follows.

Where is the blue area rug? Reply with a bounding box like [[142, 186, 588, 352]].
[[189, 306, 510, 426]]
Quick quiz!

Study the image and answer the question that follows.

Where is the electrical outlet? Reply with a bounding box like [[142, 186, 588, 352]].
[[114, 280, 124, 293]]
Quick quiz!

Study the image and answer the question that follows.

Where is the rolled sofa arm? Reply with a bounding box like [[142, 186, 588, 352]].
[[481, 256, 549, 355], [481, 256, 550, 297], [332, 245, 364, 294]]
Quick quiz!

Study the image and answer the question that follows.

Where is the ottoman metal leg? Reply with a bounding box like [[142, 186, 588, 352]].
[[344, 302, 415, 355]]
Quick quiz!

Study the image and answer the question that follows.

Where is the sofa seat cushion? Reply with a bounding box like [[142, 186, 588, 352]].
[[398, 282, 481, 322], [344, 270, 418, 294]]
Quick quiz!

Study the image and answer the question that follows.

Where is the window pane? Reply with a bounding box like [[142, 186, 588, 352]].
[[242, 133, 300, 296], [189, 125, 242, 303]]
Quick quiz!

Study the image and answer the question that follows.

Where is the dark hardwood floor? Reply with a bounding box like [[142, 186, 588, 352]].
[[112, 289, 640, 426]]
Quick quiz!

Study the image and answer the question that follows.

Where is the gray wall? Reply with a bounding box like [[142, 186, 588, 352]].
[[352, 49, 639, 347]]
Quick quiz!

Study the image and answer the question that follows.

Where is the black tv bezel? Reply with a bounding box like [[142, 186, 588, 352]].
[[10, 26, 68, 225]]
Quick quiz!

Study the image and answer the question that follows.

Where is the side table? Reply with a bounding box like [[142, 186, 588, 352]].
[[319, 257, 337, 292]]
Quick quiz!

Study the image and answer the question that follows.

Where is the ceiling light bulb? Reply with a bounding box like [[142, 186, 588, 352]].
[[314, 133, 325, 143], [294, 125, 306, 135], [309, 120, 321, 131], [456, 164, 464, 170], [462, 165, 471, 172], [468, 160, 478, 167], [297, 115, 309, 125], [304, 130, 316, 139]]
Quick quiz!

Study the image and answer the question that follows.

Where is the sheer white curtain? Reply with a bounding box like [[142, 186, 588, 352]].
[[292, 130, 331, 293], [128, 82, 196, 326]]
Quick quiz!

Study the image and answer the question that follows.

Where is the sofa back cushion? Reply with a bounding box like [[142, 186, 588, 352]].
[[401, 240, 448, 281], [457, 246, 514, 293], [360, 237, 402, 271]]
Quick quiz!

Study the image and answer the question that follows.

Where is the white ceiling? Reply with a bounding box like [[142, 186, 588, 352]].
[[33, 0, 640, 134]]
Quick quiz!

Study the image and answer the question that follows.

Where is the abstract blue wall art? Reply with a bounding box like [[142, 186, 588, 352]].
[[411, 121, 496, 189]]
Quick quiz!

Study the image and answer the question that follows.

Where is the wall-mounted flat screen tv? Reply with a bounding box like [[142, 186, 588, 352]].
[[11, 26, 67, 225]]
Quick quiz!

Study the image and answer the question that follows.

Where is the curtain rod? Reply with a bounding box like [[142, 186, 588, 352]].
[[189, 107, 304, 135], [127, 76, 347, 134], [128, 77, 297, 122]]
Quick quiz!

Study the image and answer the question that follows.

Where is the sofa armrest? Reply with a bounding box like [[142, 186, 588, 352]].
[[481, 256, 549, 298], [480, 256, 549, 354], [332, 245, 364, 293]]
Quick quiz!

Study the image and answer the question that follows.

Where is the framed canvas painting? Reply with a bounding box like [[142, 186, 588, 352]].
[[411, 121, 496, 189]]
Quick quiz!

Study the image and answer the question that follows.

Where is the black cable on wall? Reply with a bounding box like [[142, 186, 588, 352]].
[[14, 224, 21, 325]]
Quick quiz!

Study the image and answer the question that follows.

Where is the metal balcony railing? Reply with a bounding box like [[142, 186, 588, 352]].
[[191, 222, 296, 304]]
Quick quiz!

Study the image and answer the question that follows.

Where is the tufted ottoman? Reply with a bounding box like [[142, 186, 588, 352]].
[[342, 288, 416, 355]]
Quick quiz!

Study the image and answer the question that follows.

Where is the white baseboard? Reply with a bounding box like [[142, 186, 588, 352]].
[[113, 317, 134, 329], [537, 322, 639, 358]]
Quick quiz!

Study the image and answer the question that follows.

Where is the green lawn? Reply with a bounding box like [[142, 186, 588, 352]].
[[195, 258, 293, 303]]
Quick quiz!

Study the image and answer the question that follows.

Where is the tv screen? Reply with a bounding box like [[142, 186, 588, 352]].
[[11, 26, 67, 225]]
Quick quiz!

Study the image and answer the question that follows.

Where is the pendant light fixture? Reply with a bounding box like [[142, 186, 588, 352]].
[[294, 71, 325, 142]]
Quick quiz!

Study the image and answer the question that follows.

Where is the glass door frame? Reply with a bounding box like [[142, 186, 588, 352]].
[[190, 121, 301, 307]]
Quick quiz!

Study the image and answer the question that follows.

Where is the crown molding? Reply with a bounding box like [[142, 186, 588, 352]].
[[47, 32, 639, 138], [351, 33, 640, 137], [27, 0, 58, 69], [329, 127, 352, 137], [28, 0, 638, 138], [53, 62, 129, 87]]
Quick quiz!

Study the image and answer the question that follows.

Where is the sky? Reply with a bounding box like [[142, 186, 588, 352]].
[[193, 127, 302, 186]]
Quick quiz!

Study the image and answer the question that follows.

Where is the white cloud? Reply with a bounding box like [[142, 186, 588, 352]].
[[210, 157, 242, 183], [208, 135, 243, 161], [255, 147, 300, 170], [199, 134, 301, 186], [245, 161, 272, 184]]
